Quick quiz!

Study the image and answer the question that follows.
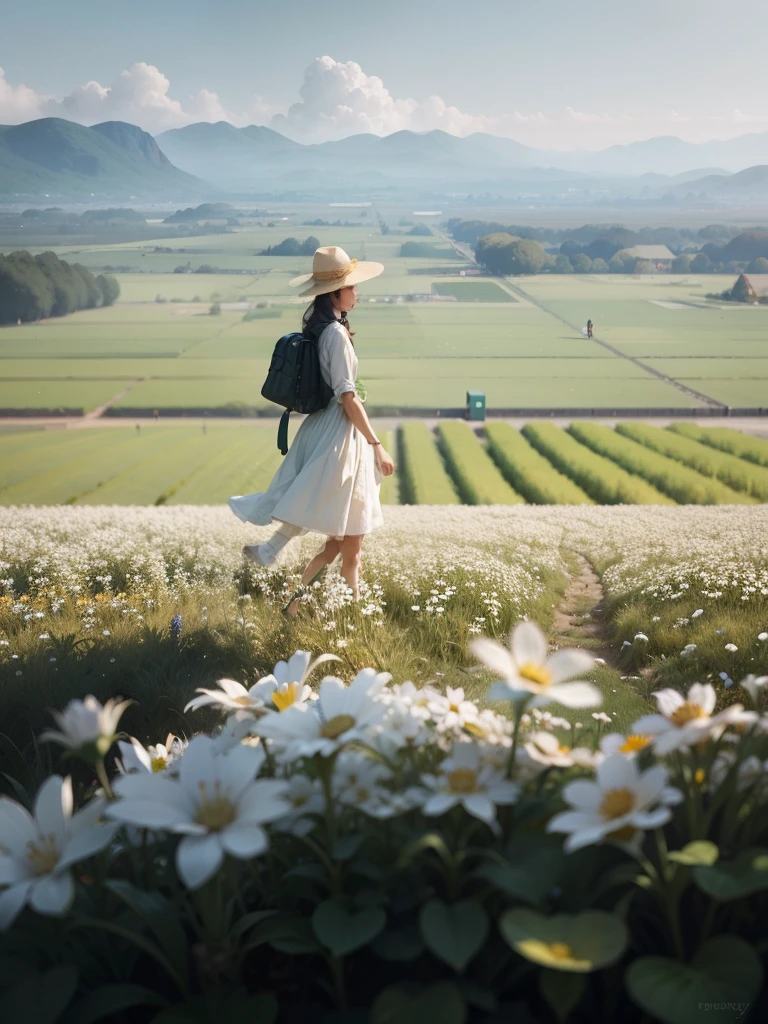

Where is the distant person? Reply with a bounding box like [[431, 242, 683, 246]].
[[202, 421, 207, 435], [587, 319, 594, 339], [229, 246, 394, 616], [136, 423, 141, 434], [153, 408, 159, 421]]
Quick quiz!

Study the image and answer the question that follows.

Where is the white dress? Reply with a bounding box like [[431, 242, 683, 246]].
[[228, 320, 384, 540]]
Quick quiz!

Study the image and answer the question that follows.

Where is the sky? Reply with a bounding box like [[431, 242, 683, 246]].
[[1, 0, 767, 150]]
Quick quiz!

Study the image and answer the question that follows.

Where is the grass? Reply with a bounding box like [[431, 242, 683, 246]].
[[433, 281, 516, 302]]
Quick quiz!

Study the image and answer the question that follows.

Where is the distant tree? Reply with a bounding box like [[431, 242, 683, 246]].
[[475, 233, 547, 275], [571, 253, 593, 273], [586, 238, 622, 262], [35, 251, 77, 316], [746, 256, 768, 274], [633, 259, 656, 275], [196, 264, 218, 274], [590, 257, 609, 273], [609, 252, 635, 274], [559, 240, 584, 258], [96, 274, 120, 306], [691, 253, 712, 273], [671, 255, 693, 273], [73, 263, 103, 308], [300, 236, 321, 255], [209, 302, 221, 316], [720, 231, 768, 263], [409, 223, 432, 236], [554, 254, 574, 274]]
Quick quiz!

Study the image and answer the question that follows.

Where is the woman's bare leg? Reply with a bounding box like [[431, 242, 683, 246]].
[[339, 534, 364, 601], [286, 538, 341, 616]]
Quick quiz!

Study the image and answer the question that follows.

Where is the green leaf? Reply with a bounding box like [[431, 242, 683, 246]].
[[245, 914, 320, 955], [500, 909, 627, 973], [372, 927, 425, 962], [332, 834, 364, 860], [0, 966, 78, 1024], [625, 936, 763, 1024], [693, 848, 768, 901], [312, 900, 386, 957], [62, 984, 166, 1024], [539, 968, 586, 1024], [419, 899, 489, 972], [668, 841, 720, 867], [105, 880, 189, 988], [370, 982, 466, 1024], [476, 836, 564, 906]]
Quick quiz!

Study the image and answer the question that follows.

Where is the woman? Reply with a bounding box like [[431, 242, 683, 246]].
[[229, 245, 395, 612]]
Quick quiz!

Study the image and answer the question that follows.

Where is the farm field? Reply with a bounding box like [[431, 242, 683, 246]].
[[3, 421, 768, 507]]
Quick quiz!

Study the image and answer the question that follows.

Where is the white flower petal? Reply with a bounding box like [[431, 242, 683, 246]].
[[469, 637, 517, 679], [33, 776, 72, 846], [653, 689, 685, 716], [596, 754, 638, 792], [176, 834, 224, 889], [547, 648, 594, 684], [463, 793, 496, 823], [548, 681, 602, 708], [0, 882, 33, 930], [29, 872, 74, 917], [422, 792, 458, 817], [511, 621, 548, 667], [0, 798, 35, 855], [561, 780, 601, 812], [220, 824, 268, 859], [58, 824, 117, 871]]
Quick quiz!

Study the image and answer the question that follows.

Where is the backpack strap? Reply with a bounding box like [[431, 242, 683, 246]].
[[277, 408, 291, 455]]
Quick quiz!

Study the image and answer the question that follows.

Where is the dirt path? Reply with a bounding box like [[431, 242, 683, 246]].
[[552, 554, 618, 668], [80, 380, 145, 423]]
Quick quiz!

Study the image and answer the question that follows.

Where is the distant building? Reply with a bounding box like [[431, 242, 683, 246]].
[[616, 245, 676, 265], [731, 273, 768, 303]]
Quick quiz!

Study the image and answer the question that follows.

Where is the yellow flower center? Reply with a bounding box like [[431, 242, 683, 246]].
[[619, 735, 651, 753], [669, 702, 706, 727], [606, 824, 638, 843], [194, 784, 237, 831], [694, 768, 706, 785], [449, 702, 460, 713], [320, 714, 356, 739], [600, 787, 636, 820], [558, 744, 571, 754], [26, 834, 60, 875], [447, 768, 480, 793], [150, 756, 168, 773], [519, 662, 552, 687], [272, 683, 301, 712], [548, 942, 574, 960], [464, 721, 487, 739]]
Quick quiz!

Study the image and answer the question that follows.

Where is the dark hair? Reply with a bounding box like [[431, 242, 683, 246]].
[[303, 289, 354, 343]]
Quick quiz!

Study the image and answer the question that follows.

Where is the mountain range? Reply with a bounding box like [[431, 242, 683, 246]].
[[0, 118, 206, 199], [2, 116, 768, 203]]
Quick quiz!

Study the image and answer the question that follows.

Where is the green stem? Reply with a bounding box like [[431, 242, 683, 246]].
[[654, 829, 685, 961], [508, 697, 529, 780], [94, 758, 114, 800]]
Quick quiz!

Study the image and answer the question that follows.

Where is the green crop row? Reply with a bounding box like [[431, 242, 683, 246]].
[[398, 423, 460, 504], [670, 423, 768, 470], [484, 422, 593, 504], [616, 423, 768, 501], [378, 430, 399, 505], [437, 422, 524, 505], [570, 422, 754, 505], [522, 422, 674, 505]]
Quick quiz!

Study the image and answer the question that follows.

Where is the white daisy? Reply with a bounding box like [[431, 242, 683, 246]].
[[117, 734, 185, 775], [0, 777, 116, 930], [255, 668, 390, 761], [40, 696, 131, 754], [471, 622, 599, 708], [547, 754, 682, 853], [523, 731, 596, 769], [418, 742, 520, 826], [632, 683, 758, 754], [428, 687, 480, 732], [272, 776, 325, 837], [108, 735, 288, 889]]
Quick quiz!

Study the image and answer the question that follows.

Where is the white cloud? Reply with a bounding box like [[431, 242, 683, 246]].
[[1, 58, 766, 149]]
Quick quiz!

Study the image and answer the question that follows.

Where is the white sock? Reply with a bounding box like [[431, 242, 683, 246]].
[[258, 522, 303, 564]]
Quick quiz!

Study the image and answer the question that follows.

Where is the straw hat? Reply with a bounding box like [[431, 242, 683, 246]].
[[289, 245, 384, 297]]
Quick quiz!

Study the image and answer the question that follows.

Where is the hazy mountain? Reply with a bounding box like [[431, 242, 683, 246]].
[[0, 118, 208, 198], [665, 165, 768, 201], [562, 132, 768, 176]]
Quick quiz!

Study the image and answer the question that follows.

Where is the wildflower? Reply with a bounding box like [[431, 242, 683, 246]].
[[740, 674, 768, 706], [428, 687, 479, 732], [634, 633, 649, 643], [547, 754, 682, 853], [255, 668, 390, 761], [41, 696, 131, 757], [418, 742, 520, 826], [272, 775, 325, 836], [692, 609, 704, 619], [170, 615, 182, 639], [725, 644, 738, 653], [523, 732, 595, 769], [117, 735, 185, 774], [108, 736, 288, 889], [471, 621, 598, 708], [632, 683, 757, 754], [758, 633, 768, 642], [598, 733, 652, 759], [0, 777, 115, 929]]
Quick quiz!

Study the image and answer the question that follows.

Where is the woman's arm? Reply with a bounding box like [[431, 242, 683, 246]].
[[340, 392, 395, 477]]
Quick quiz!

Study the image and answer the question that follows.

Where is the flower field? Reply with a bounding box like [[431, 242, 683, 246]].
[[0, 500, 767, 1020]]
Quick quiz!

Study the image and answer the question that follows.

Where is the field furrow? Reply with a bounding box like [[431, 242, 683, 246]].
[[398, 422, 460, 504], [484, 422, 593, 504], [669, 423, 768, 469], [616, 423, 768, 500], [522, 422, 674, 505], [437, 422, 524, 505], [570, 422, 754, 505]]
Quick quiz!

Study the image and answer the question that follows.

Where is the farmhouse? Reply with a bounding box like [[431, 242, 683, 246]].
[[615, 245, 675, 265], [731, 273, 768, 303]]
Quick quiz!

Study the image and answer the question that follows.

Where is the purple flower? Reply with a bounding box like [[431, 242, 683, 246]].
[[170, 615, 183, 640]]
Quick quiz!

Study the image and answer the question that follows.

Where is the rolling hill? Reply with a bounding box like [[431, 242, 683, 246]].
[[0, 118, 209, 199]]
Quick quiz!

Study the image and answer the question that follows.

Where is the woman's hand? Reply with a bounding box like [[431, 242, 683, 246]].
[[374, 445, 395, 477]]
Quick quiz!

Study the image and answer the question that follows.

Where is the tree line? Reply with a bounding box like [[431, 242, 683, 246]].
[[471, 228, 768, 277], [0, 251, 120, 325], [260, 235, 320, 257]]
